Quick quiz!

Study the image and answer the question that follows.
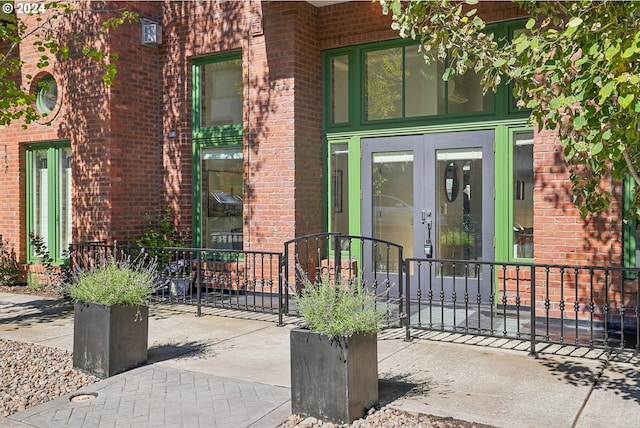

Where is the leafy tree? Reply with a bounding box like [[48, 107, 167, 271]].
[[380, 0, 640, 218], [0, 1, 137, 127]]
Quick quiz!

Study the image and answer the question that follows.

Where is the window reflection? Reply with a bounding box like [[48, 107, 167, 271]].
[[331, 144, 349, 234], [513, 131, 534, 258], [201, 147, 243, 249], [365, 48, 403, 120], [200, 58, 243, 127]]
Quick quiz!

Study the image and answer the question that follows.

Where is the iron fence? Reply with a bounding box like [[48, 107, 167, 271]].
[[404, 258, 640, 354], [282, 233, 404, 327], [69, 235, 640, 353], [69, 243, 282, 316]]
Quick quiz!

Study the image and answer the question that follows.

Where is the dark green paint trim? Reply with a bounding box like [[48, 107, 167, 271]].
[[25, 141, 71, 264], [191, 52, 244, 248]]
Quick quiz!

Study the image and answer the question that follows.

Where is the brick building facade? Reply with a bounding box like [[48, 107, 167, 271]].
[[0, 0, 628, 280]]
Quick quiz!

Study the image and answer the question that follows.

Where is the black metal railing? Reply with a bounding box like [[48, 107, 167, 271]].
[[282, 233, 404, 328], [404, 258, 640, 354], [69, 243, 282, 316], [69, 236, 640, 353]]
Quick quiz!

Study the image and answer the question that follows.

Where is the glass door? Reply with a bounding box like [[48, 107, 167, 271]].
[[362, 130, 494, 299]]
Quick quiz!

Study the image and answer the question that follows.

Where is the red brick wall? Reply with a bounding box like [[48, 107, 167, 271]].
[[1, 10, 73, 262], [161, 1, 324, 252], [533, 129, 623, 266], [0, 0, 625, 274]]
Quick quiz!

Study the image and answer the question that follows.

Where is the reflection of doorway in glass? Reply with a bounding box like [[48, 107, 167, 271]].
[[201, 147, 243, 249]]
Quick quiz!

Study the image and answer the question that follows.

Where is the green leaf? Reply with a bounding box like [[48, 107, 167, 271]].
[[515, 38, 530, 53], [622, 46, 638, 58], [599, 81, 617, 102], [605, 44, 620, 61], [549, 97, 562, 109], [619, 94, 635, 109], [525, 18, 536, 30], [574, 116, 587, 130], [567, 17, 583, 28], [591, 142, 603, 155], [492, 58, 506, 67]]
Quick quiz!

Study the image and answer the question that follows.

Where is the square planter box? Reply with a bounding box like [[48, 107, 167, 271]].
[[290, 328, 378, 424], [73, 302, 148, 378]]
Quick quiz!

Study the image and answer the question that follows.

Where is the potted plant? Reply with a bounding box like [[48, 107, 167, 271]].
[[290, 274, 386, 424], [67, 251, 157, 378]]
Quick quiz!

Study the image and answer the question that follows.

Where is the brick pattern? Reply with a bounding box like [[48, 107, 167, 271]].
[[533, 129, 623, 266], [0, 0, 627, 284]]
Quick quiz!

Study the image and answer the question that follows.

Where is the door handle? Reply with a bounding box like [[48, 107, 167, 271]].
[[421, 209, 432, 224]]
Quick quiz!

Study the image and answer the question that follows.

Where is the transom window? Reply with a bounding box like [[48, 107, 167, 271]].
[[193, 52, 243, 132], [325, 20, 528, 130], [364, 46, 489, 121]]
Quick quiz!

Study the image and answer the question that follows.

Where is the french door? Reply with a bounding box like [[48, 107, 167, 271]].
[[361, 130, 495, 299]]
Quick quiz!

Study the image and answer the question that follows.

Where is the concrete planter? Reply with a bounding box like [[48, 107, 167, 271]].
[[73, 302, 148, 378], [290, 328, 378, 424]]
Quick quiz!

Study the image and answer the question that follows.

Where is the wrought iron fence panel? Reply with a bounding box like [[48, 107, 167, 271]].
[[405, 258, 640, 353], [69, 238, 639, 352], [70, 243, 282, 316], [283, 233, 405, 328]]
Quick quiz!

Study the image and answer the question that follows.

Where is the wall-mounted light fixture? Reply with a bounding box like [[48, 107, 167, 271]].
[[141, 19, 162, 47]]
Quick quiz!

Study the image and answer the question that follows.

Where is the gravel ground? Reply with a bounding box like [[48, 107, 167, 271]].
[[0, 285, 491, 427], [280, 410, 494, 428], [0, 339, 99, 417]]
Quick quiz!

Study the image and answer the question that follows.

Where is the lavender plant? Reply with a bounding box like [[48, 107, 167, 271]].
[[67, 251, 158, 306], [294, 274, 386, 340]]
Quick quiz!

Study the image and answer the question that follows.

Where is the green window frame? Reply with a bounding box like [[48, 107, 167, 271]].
[[323, 19, 529, 133], [495, 126, 534, 263], [192, 52, 244, 248], [623, 178, 638, 269], [192, 51, 243, 140], [26, 141, 72, 263]]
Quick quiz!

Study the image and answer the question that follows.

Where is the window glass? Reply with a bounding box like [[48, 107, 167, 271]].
[[331, 56, 349, 123], [330, 144, 349, 234], [33, 149, 49, 249], [36, 74, 58, 116], [365, 47, 402, 120], [404, 47, 444, 117], [28, 144, 71, 262], [513, 131, 534, 258], [364, 45, 491, 122], [447, 69, 491, 114], [59, 147, 72, 257], [201, 147, 243, 249], [200, 58, 243, 127]]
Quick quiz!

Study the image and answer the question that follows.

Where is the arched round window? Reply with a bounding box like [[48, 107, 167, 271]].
[[36, 74, 58, 116]]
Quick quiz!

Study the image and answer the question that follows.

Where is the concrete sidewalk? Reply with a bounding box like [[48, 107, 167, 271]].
[[0, 292, 639, 427]]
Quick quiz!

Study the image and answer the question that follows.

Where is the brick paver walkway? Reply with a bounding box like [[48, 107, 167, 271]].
[[8, 365, 291, 428]]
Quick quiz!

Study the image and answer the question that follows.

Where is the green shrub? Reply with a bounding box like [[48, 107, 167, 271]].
[[294, 276, 386, 339], [27, 271, 44, 292], [136, 208, 186, 249], [0, 239, 20, 286], [28, 232, 72, 296], [67, 253, 158, 306]]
